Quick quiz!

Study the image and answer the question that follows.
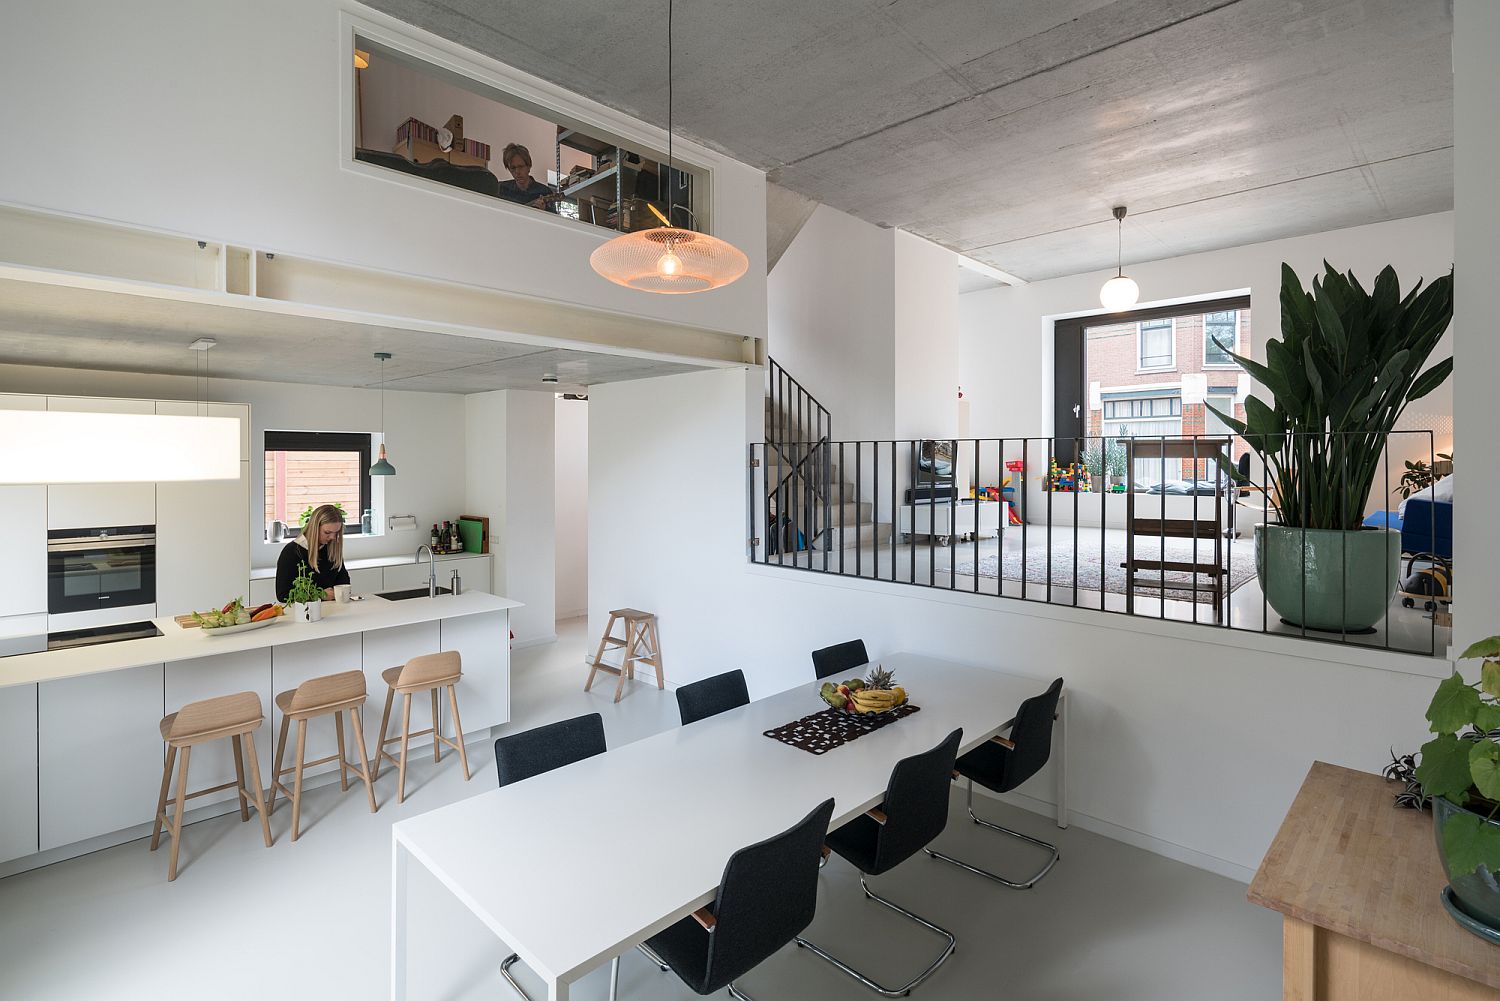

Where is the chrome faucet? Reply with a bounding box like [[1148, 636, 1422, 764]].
[[416, 544, 438, 598]]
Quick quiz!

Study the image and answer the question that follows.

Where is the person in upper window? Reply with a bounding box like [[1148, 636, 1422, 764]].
[[497, 143, 555, 208], [275, 504, 351, 602]]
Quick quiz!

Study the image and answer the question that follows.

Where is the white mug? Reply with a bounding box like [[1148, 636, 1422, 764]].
[[334, 584, 352, 604]]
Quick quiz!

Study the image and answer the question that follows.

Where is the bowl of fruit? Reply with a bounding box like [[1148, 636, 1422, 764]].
[[192, 598, 285, 634], [818, 664, 907, 715]]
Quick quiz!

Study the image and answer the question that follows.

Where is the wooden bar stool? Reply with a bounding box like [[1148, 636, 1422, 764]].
[[585, 608, 664, 703], [269, 669, 378, 841], [151, 691, 273, 881], [373, 651, 471, 804]]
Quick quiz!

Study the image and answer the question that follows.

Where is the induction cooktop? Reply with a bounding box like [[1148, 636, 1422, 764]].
[[0, 620, 163, 658]]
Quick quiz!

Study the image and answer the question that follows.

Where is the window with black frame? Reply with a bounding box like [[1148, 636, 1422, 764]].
[[263, 431, 373, 541]]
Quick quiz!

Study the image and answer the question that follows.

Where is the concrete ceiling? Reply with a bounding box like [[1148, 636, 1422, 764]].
[[0, 279, 707, 395], [365, 0, 1454, 283]]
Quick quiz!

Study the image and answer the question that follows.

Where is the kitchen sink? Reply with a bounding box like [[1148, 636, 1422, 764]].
[[375, 587, 453, 601]]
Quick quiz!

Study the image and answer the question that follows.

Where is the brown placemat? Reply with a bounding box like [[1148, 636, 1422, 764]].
[[763, 704, 921, 755]]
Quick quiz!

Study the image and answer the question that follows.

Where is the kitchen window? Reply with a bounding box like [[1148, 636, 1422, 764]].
[[263, 431, 372, 541], [1138, 319, 1175, 370], [1204, 310, 1239, 367]]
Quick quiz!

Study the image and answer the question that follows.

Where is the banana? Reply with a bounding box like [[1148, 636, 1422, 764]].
[[852, 688, 899, 711]]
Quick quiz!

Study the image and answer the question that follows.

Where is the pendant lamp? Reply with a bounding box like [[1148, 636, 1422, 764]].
[[369, 352, 396, 476], [589, 0, 747, 294], [1099, 205, 1140, 312]]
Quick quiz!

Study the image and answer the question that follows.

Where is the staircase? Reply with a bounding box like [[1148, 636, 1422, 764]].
[[764, 360, 891, 554]]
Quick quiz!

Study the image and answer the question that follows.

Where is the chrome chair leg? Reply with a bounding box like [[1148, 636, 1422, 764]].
[[727, 981, 759, 1001], [795, 875, 956, 996], [925, 778, 1060, 889], [504, 952, 628, 1001], [636, 941, 670, 972]]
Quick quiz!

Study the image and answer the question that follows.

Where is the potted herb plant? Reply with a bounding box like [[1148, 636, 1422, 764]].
[[1210, 263, 1453, 631], [1415, 637, 1500, 937], [286, 561, 324, 623]]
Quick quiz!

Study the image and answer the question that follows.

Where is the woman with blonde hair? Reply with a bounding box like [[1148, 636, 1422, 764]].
[[274, 503, 351, 602]]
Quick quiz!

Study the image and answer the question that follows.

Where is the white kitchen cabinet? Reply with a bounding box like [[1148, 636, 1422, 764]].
[[38, 664, 164, 851], [156, 462, 250, 617], [249, 577, 277, 606], [440, 610, 510, 737], [349, 567, 383, 596], [380, 560, 435, 592], [0, 683, 38, 863], [164, 648, 272, 811], [360, 622, 443, 757], [47, 482, 155, 530], [268, 634, 364, 788], [0, 486, 46, 616], [154, 401, 251, 461]]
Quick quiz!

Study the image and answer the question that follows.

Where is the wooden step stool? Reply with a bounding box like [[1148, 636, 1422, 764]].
[[585, 609, 663, 703]]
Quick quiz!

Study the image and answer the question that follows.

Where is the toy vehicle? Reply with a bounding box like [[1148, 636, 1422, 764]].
[[1399, 553, 1452, 611]]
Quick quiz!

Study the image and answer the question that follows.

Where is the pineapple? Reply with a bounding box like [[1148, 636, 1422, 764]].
[[864, 664, 896, 692]]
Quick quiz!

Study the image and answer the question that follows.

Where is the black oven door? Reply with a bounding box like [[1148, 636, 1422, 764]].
[[47, 529, 157, 614]]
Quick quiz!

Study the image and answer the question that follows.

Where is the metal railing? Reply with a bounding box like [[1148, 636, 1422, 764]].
[[747, 432, 1448, 657], [764, 360, 832, 555]]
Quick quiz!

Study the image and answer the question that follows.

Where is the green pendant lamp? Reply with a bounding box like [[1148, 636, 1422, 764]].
[[369, 351, 396, 476]]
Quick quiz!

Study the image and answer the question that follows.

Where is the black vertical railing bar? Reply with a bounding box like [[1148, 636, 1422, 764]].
[[856, 442, 864, 579], [1300, 431, 1309, 640], [774, 399, 783, 567], [972, 438, 981, 595], [1021, 439, 1029, 603], [1099, 435, 1106, 612], [1191, 436, 1200, 627], [890, 441, 897, 584], [1046, 436, 1054, 604], [951, 438, 959, 592], [926, 442, 936, 588], [1223, 433, 1232, 629], [1159, 435, 1167, 621], [1428, 430, 1437, 657], [748, 443, 756, 564], [1339, 432, 1349, 645], [822, 413, 831, 571], [838, 440, 846, 576], [1261, 448, 1269, 635], [908, 443, 917, 585], [1383, 434, 1391, 650], [1071, 435, 1079, 608]]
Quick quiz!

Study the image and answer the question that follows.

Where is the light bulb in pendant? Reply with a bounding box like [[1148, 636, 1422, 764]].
[[657, 250, 682, 277], [1100, 274, 1139, 312]]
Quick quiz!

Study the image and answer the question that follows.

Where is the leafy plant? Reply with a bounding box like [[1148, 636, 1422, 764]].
[[1415, 637, 1500, 878], [1208, 263, 1453, 530], [298, 502, 347, 527], [1393, 453, 1452, 500], [1082, 439, 1127, 481], [286, 561, 323, 605]]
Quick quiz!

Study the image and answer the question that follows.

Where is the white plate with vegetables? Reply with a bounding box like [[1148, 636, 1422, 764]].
[[192, 599, 286, 634]]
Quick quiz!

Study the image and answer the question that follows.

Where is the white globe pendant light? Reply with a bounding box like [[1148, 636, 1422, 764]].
[[1099, 205, 1140, 312], [590, 0, 747, 294]]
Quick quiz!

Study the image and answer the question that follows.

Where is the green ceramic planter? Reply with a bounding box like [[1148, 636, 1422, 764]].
[[1254, 524, 1400, 632], [1433, 796, 1500, 932]]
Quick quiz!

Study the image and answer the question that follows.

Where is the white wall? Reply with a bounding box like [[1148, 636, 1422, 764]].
[[893, 229, 961, 439], [1452, 1, 1499, 651], [554, 397, 588, 620], [0, 0, 766, 344], [959, 212, 1456, 442], [589, 366, 1446, 881], [767, 204, 895, 440], [0, 363, 466, 569]]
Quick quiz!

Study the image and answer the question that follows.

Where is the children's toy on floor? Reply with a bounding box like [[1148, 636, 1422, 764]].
[[1045, 458, 1092, 493], [1399, 553, 1452, 612]]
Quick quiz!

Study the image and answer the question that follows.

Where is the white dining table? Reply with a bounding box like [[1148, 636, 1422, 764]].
[[390, 651, 1068, 1001]]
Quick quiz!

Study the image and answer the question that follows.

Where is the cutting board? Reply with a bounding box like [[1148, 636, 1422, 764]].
[[459, 515, 489, 554]]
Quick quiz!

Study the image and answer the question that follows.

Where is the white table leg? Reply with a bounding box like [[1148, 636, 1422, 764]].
[[392, 837, 410, 1001], [547, 978, 571, 1001], [1055, 689, 1069, 829]]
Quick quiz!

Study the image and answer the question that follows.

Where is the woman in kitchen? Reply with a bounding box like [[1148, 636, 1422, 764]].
[[275, 503, 351, 602]]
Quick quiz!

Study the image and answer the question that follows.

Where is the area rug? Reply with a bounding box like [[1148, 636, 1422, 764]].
[[952, 533, 1257, 603]]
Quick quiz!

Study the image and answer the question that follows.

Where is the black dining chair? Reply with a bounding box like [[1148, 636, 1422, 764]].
[[493, 714, 669, 1001], [811, 639, 869, 680], [926, 678, 1064, 889], [796, 729, 963, 997], [676, 669, 750, 726], [646, 798, 835, 1001]]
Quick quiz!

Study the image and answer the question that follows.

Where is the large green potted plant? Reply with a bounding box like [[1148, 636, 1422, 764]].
[[1415, 637, 1500, 936], [1209, 262, 1452, 631]]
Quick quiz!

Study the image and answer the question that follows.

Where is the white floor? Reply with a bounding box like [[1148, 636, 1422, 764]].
[[0, 617, 1281, 1001], [770, 526, 1450, 657]]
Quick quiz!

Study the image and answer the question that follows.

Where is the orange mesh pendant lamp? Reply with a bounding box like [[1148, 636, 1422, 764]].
[[590, 0, 746, 294]]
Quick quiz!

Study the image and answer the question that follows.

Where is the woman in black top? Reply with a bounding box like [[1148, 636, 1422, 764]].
[[497, 142, 556, 208], [275, 504, 351, 602]]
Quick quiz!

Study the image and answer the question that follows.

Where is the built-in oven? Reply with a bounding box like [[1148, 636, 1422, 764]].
[[46, 525, 157, 615]]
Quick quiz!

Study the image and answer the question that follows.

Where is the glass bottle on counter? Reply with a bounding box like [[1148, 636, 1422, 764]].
[[430, 523, 440, 550]]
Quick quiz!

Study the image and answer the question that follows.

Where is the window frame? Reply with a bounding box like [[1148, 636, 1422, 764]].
[[263, 430, 372, 537], [1137, 318, 1177, 372], [1203, 310, 1240, 368]]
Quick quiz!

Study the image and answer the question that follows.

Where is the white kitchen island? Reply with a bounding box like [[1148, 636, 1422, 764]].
[[0, 591, 518, 872]]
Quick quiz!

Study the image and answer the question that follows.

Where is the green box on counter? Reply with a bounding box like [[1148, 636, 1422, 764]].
[[457, 515, 489, 554]]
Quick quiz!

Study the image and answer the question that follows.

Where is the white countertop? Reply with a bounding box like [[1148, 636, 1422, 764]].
[[249, 550, 489, 580], [0, 591, 521, 689]]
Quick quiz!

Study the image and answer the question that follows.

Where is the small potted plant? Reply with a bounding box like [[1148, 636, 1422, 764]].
[[1415, 636, 1500, 938], [286, 561, 324, 623]]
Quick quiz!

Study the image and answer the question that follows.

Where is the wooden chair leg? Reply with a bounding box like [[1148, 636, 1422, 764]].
[[397, 693, 413, 804], [649, 619, 664, 690], [269, 713, 291, 813], [240, 730, 274, 848], [334, 710, 349, 791], [166, 746, 191, 881], [447, 684, 471, 781], [150, 744, 177, 852], [351, 705, 377, 813], [613, 626, 633, 703], [431, 688, 442, 764], [230, 734, 250, 822], [290, 718, 308, 842], [585, 613, 618, 692], [372, 686, 395, 780]]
